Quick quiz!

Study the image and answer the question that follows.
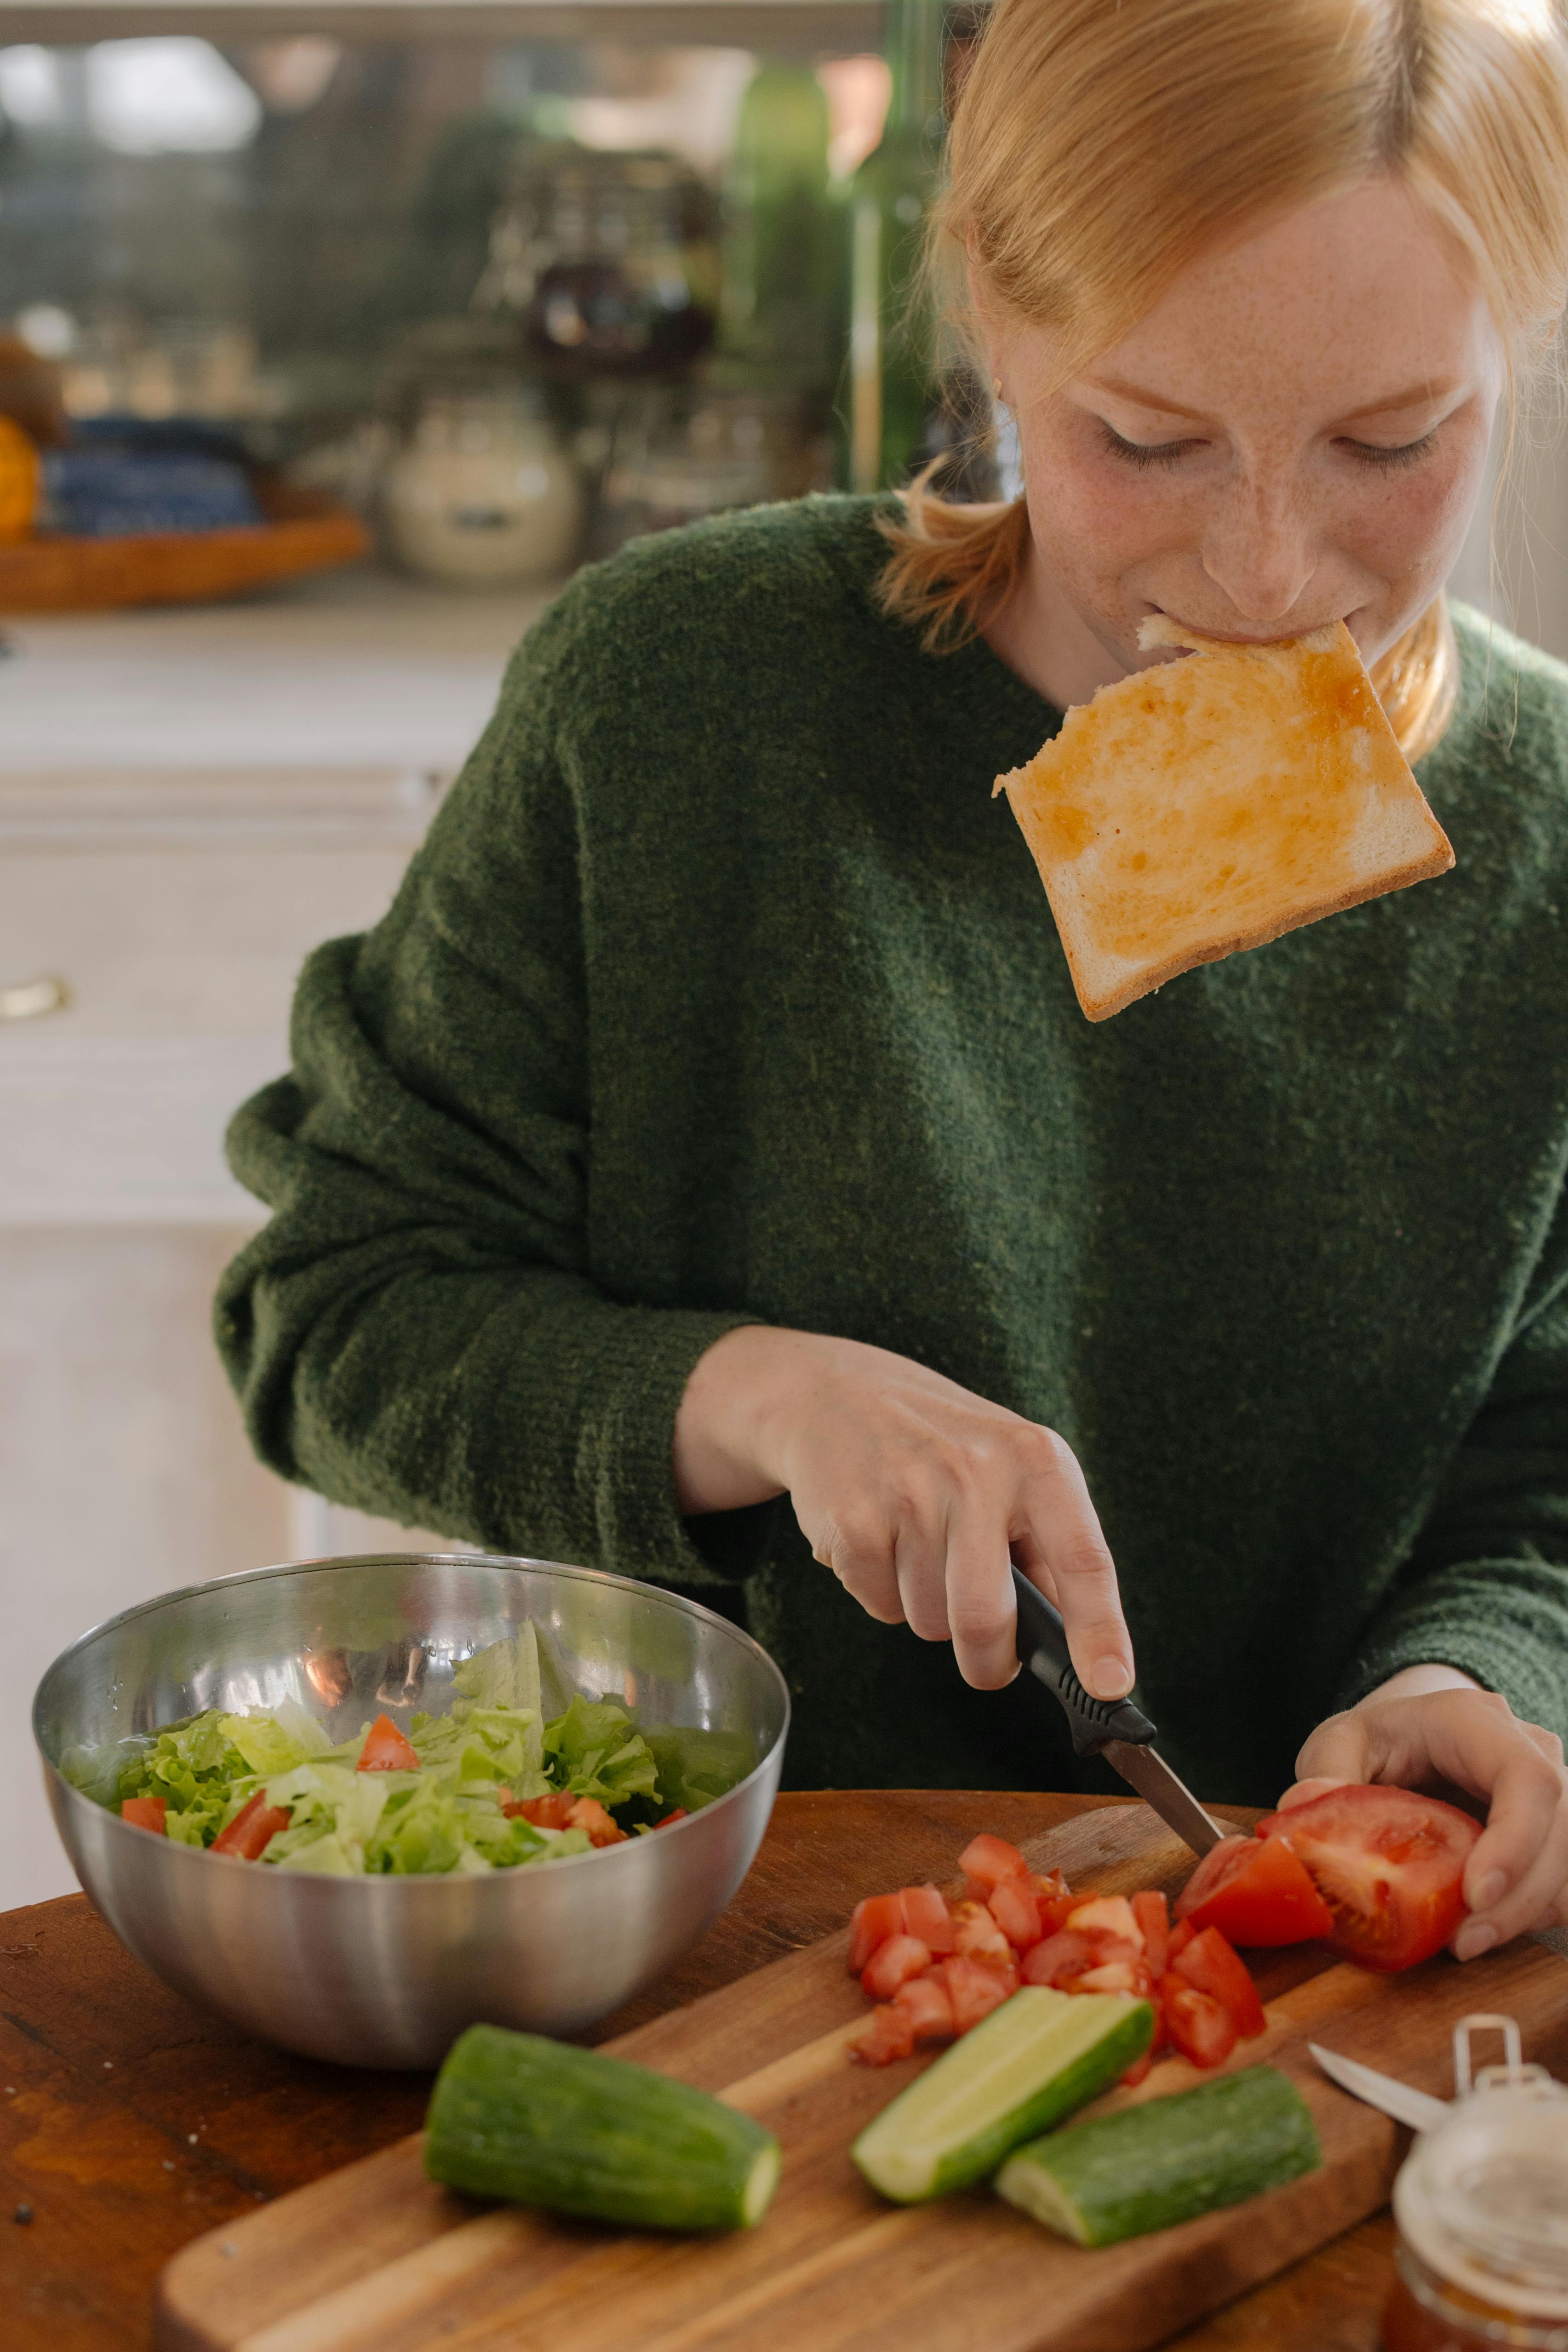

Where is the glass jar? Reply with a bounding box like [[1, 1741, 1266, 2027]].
[[381, 386, 581, 587], [1384, 2019, 1568, 2352]]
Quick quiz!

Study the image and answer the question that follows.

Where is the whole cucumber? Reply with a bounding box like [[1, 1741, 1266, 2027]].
[[424, 2023, 781, 2232]]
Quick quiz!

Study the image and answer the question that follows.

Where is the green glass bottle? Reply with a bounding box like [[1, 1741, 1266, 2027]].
[[717, 62, 835, 391], [843, 0, 947, 491]]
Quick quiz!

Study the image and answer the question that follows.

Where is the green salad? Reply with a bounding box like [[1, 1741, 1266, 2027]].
[[62, 1627, 750, 1876]]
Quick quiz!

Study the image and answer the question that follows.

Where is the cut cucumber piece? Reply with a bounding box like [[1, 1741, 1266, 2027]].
[[424, 2023, 781, 2232], [853, 1987, 1153, 2203], [996, 2063, 1321, 2246]]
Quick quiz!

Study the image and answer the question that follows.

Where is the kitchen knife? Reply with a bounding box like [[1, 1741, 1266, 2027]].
[[1308, 2043, 1450, 2132], [1011, 1563, 1226, 1858]]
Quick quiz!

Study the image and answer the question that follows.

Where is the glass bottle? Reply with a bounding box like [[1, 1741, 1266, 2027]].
[[843, 0, 947, 492], [717, 62, 836, 393]]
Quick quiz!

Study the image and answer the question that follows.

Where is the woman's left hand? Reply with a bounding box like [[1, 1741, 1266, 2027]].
[[1281, 1666, 1568, 1959]]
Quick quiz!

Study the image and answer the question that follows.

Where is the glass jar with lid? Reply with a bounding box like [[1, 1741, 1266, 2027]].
[[1384, 2016, 1568, 2352], [382, 383, 581, 587]]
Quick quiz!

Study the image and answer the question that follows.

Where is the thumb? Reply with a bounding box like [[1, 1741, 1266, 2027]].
[[1291, 1707, 1378, 1790], [1276, 1774, 1352, 1812]]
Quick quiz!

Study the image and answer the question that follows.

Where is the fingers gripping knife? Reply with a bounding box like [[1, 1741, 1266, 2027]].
[[1011, 1565, 1226, 1859]]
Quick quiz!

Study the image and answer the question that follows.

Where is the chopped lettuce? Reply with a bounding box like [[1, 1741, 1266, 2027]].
[[74, 1630, 747, 1873]]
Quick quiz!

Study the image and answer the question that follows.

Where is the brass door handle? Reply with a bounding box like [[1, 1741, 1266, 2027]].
[[0, 974, 71, 1021]]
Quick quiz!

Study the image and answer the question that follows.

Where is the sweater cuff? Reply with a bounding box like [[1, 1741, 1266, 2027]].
[[1337, 1600, 1566, 1742]]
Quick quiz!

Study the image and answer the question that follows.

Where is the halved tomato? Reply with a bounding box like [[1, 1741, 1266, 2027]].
[[1175, 1833, 1334, 1946], [357, 1713, 420, 1773], [862, 1934, 933, 2002], [1169, 1926, 1266, 2039], [1261, 1785, 1481, 1971], [1160, 1977, 1237, 2069]]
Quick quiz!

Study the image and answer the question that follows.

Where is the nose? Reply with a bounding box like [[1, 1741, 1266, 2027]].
[[1199, 471, 1316, 629]]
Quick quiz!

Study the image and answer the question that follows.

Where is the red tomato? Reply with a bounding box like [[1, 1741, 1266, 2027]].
[[1019, 1928, 1093, 1988], [1119, 2048, 1155, 2088], [120, 1796, 166, 1835], [988, 1876, 1046, 1951], [899, 1884, 956, 1955], [212, 1791, 291, 1861], [1167, 1917, 1196, 1963], [357, 1713, 420, 1773], [1160, 1978, 1238, 2069], [847, 1892, 906, 1974], [1132, 1889, 1169, 1978], [1076, 1957, 1152, 1997], [504, 1792, 577, 1831], [952, 1899, 1013, 1964], [851, 2003, 916, 2067], [957, 1833, 1029, 1892], [941, 1955, 1015, 2033], [1261, 1785, 1481, 1971], [893, 1971, 956, 2043], [566, 1797, 628, 1848], [1065, 1895, 1142, 1954], [1030, 1870, 1077, 1937], [862, 1934, 933, 2001], [1170, 1926, 1267, 2039], [1175, 1833, 1334, 1946], [656, 1808, 688, 1828]]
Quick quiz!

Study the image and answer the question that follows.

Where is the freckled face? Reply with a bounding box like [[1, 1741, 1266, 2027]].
[[985, 174, 1505, 705]]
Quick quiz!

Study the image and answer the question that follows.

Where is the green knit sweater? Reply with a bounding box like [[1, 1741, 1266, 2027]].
[[217, 494, 1568, 1806]]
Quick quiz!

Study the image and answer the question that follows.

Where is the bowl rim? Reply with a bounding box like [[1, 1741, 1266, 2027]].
[[33, 1548, 790, 1886]]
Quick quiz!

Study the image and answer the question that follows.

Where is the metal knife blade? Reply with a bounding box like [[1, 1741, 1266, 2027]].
[[1099, 1737, 1227, 1858], [1010, 1565, 1227, 1858], [1308, 2043, 1450, 2132]]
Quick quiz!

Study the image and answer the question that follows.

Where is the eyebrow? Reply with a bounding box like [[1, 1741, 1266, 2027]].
[[1082, 371, 1466, 429]]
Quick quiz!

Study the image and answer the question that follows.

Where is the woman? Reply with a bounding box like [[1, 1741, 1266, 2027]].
[[219, 0, 1568, 1954]]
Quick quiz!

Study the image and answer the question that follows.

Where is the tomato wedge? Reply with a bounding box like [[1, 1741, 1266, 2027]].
[[121, 1796, 166, 1835], [212, 1790, 291, 1861], [1169, 1925, 1266, 2038], [1261, 1785, 1480, 1970], [357, 1713, 420, 1773], [504, 1792, 577, 1830], [1161, 1978, 1237, 2068], [1176, 1833, 1334, 1946]]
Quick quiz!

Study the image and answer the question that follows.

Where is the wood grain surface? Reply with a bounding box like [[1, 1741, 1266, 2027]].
[[2, 1791, 1557, 2352]]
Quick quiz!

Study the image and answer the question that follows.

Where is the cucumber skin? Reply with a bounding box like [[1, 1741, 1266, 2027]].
[[856, 1994, 1155, 2203], [424, 2024, 779, 2232], [997, 2065, 1322, 2247]]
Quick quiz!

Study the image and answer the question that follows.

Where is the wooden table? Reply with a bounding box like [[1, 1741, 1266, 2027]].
[[0, 1791, 1398, 2352]]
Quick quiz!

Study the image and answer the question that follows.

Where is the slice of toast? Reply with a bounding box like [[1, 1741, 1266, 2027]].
[[993, 616, 1454, 1022]]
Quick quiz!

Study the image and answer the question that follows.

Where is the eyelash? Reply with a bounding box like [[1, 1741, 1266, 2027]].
[[1096, 422, 1440, 472]]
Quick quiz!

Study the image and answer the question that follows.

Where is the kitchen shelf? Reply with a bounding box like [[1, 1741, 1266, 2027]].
[[0, 0, 881, 44]]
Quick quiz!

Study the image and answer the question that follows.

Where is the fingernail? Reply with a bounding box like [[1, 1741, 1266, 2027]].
[[1093, 1656, 1133, 1700], [1454, 1921, 1499, 1962], [1474, 1870, 1508, 1911]]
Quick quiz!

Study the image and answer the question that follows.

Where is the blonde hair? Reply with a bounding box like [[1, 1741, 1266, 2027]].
[[880, 0, 1568, 762]]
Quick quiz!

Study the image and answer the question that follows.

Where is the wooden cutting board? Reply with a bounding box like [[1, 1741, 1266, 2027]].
[[154, 1802, 1568, 2352]]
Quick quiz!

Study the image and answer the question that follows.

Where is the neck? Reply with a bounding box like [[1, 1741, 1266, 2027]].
[[981, 535, 1133, 712]]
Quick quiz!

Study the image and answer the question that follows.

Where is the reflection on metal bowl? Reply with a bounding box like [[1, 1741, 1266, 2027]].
[[33, 1553, 789, 2069]]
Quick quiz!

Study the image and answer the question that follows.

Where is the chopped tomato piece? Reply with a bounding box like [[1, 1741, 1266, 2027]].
[[212, 1791, 291, 1862], [1119, 2048, 1154, 2088], [1160, 1977, 1238, 2069], [893, 1971, 956, 2043], [1132, 1889, 1169, 1978], [1176, 1833, 1334, 1946], [121, 1796, 166, 1834], [1260, 1785, 1481, 1972], [952, 1899, 1013, 1964], [851, 2003, 917, 2067], [656, 1808, 689, 1828], [957, 1833, 1029, 1892], [940, 1955, 1016, 2034], [357, 1713, 420, 1773], [504, 1792, 577, 1831], [566, 1797, 628, 1848], [988, 1875, 1047, 1951], [863, 1934, 933, 2001], [1029, 1870, 1077, 1937], [847, 1892, 906, 1974], [1020, 1927, 1093, 1988], [1065, 1894, 1143, 1954], [898, 1884, 956, 1955], [1167, 1917, 1196, 1963], [1076, 1957, 1152, 1997], [1170, 1926, 1267, 2039]]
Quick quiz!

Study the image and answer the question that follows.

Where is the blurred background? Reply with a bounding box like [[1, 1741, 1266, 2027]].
[[0, 0, 1564, 1906]]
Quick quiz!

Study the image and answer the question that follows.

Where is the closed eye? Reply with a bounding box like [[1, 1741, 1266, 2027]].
[[1097, 420, 1200, 470], [1339, 430, 1438, 470]]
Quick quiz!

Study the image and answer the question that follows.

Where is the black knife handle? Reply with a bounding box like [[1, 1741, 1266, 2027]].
[[1011, 1564, 1157, 1757]]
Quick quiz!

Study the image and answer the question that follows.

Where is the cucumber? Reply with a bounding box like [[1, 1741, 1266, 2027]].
[[423, 2024, 781, 2232], [853, 1988, 1153, 2204], [996, 2063, 1321, 2247]]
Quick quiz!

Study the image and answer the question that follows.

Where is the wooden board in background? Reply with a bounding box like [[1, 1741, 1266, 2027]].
[[155, 1803, 1568, 2352]]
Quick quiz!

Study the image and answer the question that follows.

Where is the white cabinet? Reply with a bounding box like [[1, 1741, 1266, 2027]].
[[0, 571, 552, 1906]]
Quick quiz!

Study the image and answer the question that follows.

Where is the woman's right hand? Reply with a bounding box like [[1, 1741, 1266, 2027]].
[[673, 1325, 1134, 1699]]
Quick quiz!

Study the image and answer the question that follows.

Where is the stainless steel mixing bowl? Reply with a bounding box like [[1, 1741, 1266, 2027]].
[[33, 1552, 790, 2068]]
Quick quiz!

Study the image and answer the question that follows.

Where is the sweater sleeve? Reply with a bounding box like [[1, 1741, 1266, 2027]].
[[213, 624, 760, 1583], [1337, 1182, 1568, 1742]]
